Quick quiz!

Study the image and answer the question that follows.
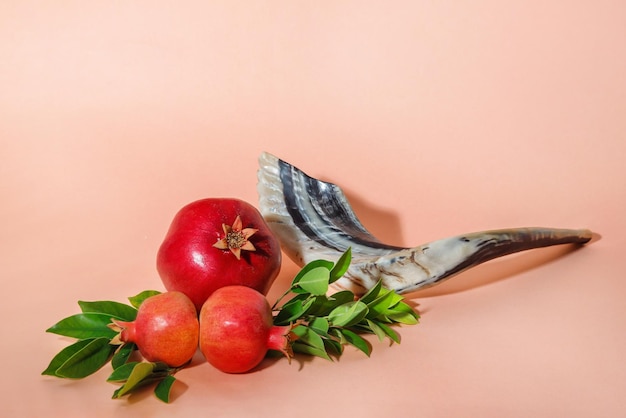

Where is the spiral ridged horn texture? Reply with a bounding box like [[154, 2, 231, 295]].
[[257, 152, 592, 295]]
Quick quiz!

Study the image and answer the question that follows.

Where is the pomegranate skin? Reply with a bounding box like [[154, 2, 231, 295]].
[[199, 286, 279, 373], [156, 198, 282, 311], [118, 291, 199, 367]]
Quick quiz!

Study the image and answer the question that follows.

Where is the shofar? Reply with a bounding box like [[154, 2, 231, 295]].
[[256, 152, 592, 296]]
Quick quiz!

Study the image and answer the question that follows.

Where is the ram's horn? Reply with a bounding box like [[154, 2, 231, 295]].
[[257, 152, 593, 295]]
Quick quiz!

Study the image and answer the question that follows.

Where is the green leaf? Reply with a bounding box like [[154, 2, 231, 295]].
[[42, 338, 96, 376], [108, 362, 171, 383], [108, 362, 140, 382], [388, 300, 415, 312], [274, 294, 315, 325], [128, 290, 161, 309], [309, 317, 329, 335], [323, 338, 344, 355], [384, 291, 405, 309], [55, 337, 114, 378], [46, 313, 117, 339], [376, 322, 401, 344], [297, 266, 330, 296], [78, 300, 137, 321], [359, 280, 383, 305], [154, 375, 177, 403], [328, 290, 357, 305], [277, 292, 309, 308], [329, 247, 351, 283], [328, 301, 369, 327], [386, 310, 419, 325], [338, 328, 371, 357], [292, 341, 331, 360], [113, 362, 155, 398], [307, 291, 355, 316], [366, 289, 403, 319], [329, 327, 346, 344], [366, 319, 387, 342], [111, 342, 136, 369], [287, 286, 310, 294], [291, 259, 333, 287], [151, 362, 172, 373], [291, 325, 321, 345], [292, 325, 331, 360], [387, 301, 420, 319]]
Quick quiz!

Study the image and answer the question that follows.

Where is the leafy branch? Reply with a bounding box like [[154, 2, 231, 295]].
[[42, 290, 180, 403], [272, 248, 419, 359]]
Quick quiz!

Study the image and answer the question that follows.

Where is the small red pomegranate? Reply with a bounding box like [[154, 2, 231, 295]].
[[110, 291, 199, 367], [156, 198, 282, 311], [199, 285, 294, 373]]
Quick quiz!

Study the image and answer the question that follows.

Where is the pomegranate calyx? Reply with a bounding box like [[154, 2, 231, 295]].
[[212, 215, 258, 260], [108, 319, 134, 346]]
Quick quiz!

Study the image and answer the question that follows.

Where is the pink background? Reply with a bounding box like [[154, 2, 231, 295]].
[[2, 1, 625, 417]]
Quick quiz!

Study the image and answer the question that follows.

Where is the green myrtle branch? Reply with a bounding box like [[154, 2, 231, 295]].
[[272, 248, 420, 359]]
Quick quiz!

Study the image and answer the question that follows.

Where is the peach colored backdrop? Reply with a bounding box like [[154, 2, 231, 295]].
[[2, 1, 625, 417]]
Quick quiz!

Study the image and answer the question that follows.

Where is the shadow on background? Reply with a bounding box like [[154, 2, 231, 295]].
[[340, 185, 405, 246]]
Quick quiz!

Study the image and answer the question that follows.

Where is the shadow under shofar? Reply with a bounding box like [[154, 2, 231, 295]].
[[256, 151, 595, 297]]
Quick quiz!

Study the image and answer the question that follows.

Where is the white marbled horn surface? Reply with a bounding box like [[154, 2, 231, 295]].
[[256, 152, 593, 296]]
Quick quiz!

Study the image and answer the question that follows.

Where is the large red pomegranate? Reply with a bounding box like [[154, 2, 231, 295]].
[[156, 198, 281, 311]]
